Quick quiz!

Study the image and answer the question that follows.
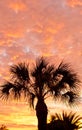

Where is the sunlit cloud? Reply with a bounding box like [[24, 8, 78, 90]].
[[67, 0, 82, 7], [9, 1, 27, 13], [6, 31, 24, 38], [0, 102, 37, 130]]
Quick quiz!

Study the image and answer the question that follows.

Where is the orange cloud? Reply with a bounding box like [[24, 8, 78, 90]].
[[0, 41, 5, 46], [44, 36, 53, 44], [0, 102, 37, 130], [12, 55, 20, 61], [32, 22, 64, 45], [67, 0, 82, 7], [46, 23, 64, 34], [44, 23, 64, 44], [6, 31, 23, 38], [0, 39, 14, 47], [32, 24, 43, 33], [0, 30, 24, 47], [42, 52, 53, 57], [4, 26, 24, 39], [9, 2, 26, 13]]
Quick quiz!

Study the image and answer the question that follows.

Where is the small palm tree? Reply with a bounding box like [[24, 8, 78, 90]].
[[1, 57, 80, 130], [47, 112, 82, 130], [0, 125, 8, 130]]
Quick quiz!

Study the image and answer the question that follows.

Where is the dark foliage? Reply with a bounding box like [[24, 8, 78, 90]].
[[0, 57, 80, 130], [47, 112, 82, 130]]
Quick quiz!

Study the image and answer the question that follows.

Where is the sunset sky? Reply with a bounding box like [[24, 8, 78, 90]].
[[0, 0, 82, 130]]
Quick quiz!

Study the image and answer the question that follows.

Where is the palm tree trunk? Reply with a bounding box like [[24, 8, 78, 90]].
[[36, 99, 48, 130]]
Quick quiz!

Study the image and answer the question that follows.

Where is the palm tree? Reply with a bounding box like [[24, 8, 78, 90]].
[[0, 125, 9, 130], [47, 112, 82, 130], [1, 57, 80, 130]]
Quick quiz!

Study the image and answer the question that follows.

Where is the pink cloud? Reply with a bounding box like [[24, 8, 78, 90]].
[[67, 0, 82, 7], [8, 1, 27, 13]]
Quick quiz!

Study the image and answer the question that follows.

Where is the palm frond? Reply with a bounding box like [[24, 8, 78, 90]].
[[62, 112, 82, 129], [1, 81, 30, 100], [48, 112, 82, 130], [62, 91, 78, 104], [1, 82, 16, 99], [29, 92, 36, 108], [31, 57, 49, 96], [11, 82, 26, 99], [53, 61, 80, 89], [31, 58, 55, 100], [36, 57, 48, 70], [42, 65, 54, 84], [10, 62, 30, 81], [31, 57, 48, 78], [49, 61, 80, 104]]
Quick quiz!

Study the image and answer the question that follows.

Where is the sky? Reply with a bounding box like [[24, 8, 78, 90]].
[[0, 0, 82, 130]]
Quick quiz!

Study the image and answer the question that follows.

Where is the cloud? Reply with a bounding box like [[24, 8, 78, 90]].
[[0, 101, 37, 130], [8, 1, 27, 13], [67, 0, 82, 7], [5, 31, 24, 39]]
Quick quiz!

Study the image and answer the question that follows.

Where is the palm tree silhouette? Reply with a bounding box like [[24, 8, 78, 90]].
[[0, 125, 9, 130], [47, 112, 82, 130], [1, 57, 80, 130]]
